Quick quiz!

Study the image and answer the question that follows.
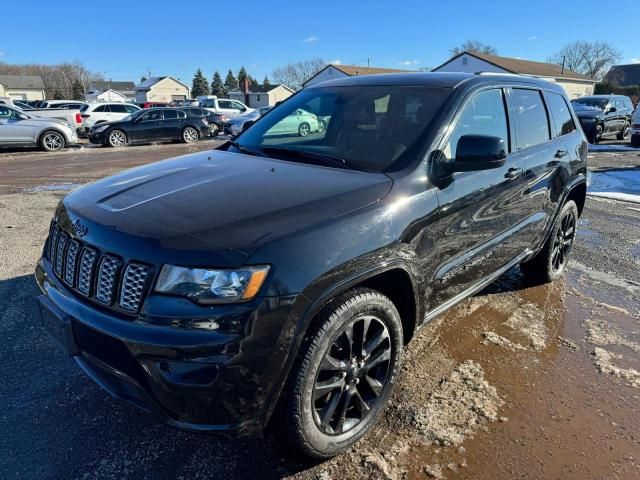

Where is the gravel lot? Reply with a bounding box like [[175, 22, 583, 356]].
[[1, 141, 639, 479]]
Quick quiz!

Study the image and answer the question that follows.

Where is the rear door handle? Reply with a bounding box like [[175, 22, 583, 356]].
[[504, 167, 524, 179], [555, 149, 568, 158]]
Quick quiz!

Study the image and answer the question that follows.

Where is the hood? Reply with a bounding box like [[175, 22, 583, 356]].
[[572, 105, 604, 119], [60, 150, 393, 264]]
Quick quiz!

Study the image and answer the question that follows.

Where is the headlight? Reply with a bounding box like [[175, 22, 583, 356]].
[[95, 124, 110, 133], [155, 265, 270, 304]]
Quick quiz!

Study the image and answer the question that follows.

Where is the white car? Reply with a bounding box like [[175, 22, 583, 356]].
[[198, 96, 253, 118], [631, 106, 640, 147], [79, 102, 140, 133], [265, 108, 320, 137]]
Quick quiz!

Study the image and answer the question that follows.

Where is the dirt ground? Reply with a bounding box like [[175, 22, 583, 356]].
[[0, 141, 639, 479]]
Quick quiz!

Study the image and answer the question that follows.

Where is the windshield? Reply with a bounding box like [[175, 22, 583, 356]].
[[572, 98, 608, 110], [233, 85, 449, 173]]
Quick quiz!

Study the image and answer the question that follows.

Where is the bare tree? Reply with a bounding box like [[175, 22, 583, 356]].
[[0, 60, 102, 98], [548, 41, 621, 80], [271, 58, 326, 90], [450, 40, 497, 57]]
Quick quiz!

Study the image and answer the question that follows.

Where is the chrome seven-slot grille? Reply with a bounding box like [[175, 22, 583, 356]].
[[47, 221, 150, 313]]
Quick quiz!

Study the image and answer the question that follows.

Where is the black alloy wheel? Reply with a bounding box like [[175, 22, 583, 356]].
[[312, 315, 391, 435], [551, 208, 576, 273]]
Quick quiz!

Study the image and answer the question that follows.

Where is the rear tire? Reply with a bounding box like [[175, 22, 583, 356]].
[[617, 121, 630, 141], [107, 129, 127, 148], [280, 288, 403, 459], [632, 134, 640, 148], [39, 130, 66, 152], [590, 125, 602, 144], [520, 200, 578, 283], [182, 126, 199, 143]]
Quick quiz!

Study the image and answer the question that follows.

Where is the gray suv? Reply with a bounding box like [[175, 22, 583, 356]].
[[0, 104, 77, 152]]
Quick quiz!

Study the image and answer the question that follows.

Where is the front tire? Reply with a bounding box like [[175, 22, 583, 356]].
[[39, 130, 66, 152], [590, 124, 603, 144], [281, 288, 403, 459], [107, 129, 127, 148], [182, 126, 199, 143], [298, 122, 310, 137], [521, 200, 578, 283]]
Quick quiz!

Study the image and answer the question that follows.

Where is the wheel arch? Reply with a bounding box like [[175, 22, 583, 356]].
[[566, 180, 586, 217]]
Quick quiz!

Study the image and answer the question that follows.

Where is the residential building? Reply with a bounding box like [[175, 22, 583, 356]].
[[134, 76, 190, 104], [86, 80, 136, 102], [303, 64, 414, 88], [229, 84, 294, 108], [0, 74, 46, 100], [604, 64, 640, 87], [85, 89, 128, 103], [432, 52, 596, 98]]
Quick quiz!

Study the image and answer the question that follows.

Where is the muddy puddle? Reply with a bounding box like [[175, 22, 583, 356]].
[[313, 266, 640, 480]]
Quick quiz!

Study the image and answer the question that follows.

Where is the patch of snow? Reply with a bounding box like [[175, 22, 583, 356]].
[[587, 170, 640, 204]]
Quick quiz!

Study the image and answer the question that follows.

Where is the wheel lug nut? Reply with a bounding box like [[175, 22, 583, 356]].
[[355, 378, 360, 384], [344, 385, 350, 391]]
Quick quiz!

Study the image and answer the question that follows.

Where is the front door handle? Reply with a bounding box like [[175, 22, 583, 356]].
[[555, 149, 568, 158], [504, 167, 524, 179]]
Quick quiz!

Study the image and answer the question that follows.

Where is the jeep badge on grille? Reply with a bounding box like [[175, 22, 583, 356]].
[[71, 219, 88, 238]]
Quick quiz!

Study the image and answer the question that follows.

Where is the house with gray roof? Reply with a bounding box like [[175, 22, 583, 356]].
[[135, 76, 190, 104], [0, 75, 46, 101], [86, 80, 136, 101]]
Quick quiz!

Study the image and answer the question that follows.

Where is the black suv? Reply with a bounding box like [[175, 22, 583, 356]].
[[36, 73, 587, 458], [571, 94, 633, 144]]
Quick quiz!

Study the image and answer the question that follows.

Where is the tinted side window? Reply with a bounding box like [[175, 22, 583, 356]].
[[444, 89, 509, 160], [94, 105, 108, 112], [125, 105, 139, 113], [177, 110, 187, 119], [217, 100, 233, 109], [546, 93, 576, 137], [110, 104, 128, 113], [512, 89, 550, 150], [163, 109, 178, 119]]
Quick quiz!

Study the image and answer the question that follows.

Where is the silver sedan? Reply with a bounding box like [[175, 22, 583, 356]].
[[0, 104, 78, 152]]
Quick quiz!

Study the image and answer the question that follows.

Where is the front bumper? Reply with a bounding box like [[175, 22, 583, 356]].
[[35, 257, 299, 436], [88, 130, 107, 144]]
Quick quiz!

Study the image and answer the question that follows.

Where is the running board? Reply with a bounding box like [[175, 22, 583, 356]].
[[422, 249, 533, 324]]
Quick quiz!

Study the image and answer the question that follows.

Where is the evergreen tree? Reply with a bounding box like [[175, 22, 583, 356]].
[[191, 69, 210, 98], [224, 69, 237, 92], [71, 79, 85, 100], [53, 89, 65, 100], [263, 75, 271, 87], [210, 71, 226, 97], [237, 66, 248, 89]]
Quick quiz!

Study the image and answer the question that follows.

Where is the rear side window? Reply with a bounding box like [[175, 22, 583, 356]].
[[110, 104, 128, 113], [511, 89, 550, 150], [124, 105, 139, 113], [93, 105, 109, 113], [444, 89, 509, 160], [163, 109, 178, 119], [218, 100, 233, 109], [546, 93, 576, 137]]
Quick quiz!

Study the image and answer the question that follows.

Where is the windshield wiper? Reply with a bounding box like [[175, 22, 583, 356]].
[[261, 146, 351, 170], [229, 141, 268, 158]]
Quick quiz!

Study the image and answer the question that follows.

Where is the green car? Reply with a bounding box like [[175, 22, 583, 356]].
[[265, 108, 320, 137]]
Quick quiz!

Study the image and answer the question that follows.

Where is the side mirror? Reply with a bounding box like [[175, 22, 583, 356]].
[[607, 106, 617, 113], [446, 135, 507, 173]]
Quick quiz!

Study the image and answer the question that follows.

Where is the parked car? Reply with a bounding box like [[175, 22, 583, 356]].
[[179, 107, 226, 136], [631, 106, 640, 147], [139, 102, 172, 109], [39, 100, 88, 110], [571, 95, 633, 144], [78, 102, 140, 135], [198, 95, 253, 117], [12, 100, 36, 110], [36, 72, 586, 459], [87, 107, 209, 147], [171, 99, 199, 107], [262, 107, 320, 137], [0, 104, 77, 151], [224, 106, 271, 136], [14, 104, 84, 132]]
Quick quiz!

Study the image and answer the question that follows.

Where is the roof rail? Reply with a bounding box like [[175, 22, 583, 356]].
[[474, 71, 522, 77]]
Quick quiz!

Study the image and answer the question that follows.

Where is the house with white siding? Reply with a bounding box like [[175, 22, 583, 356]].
[[135, 77, 190, 104], [229, 84, 294, 107], [0, 75, 46, 100], [432, 52, 596, 99]]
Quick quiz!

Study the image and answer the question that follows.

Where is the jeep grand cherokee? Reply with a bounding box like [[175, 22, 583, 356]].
[[36, 72, 587, 458]]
